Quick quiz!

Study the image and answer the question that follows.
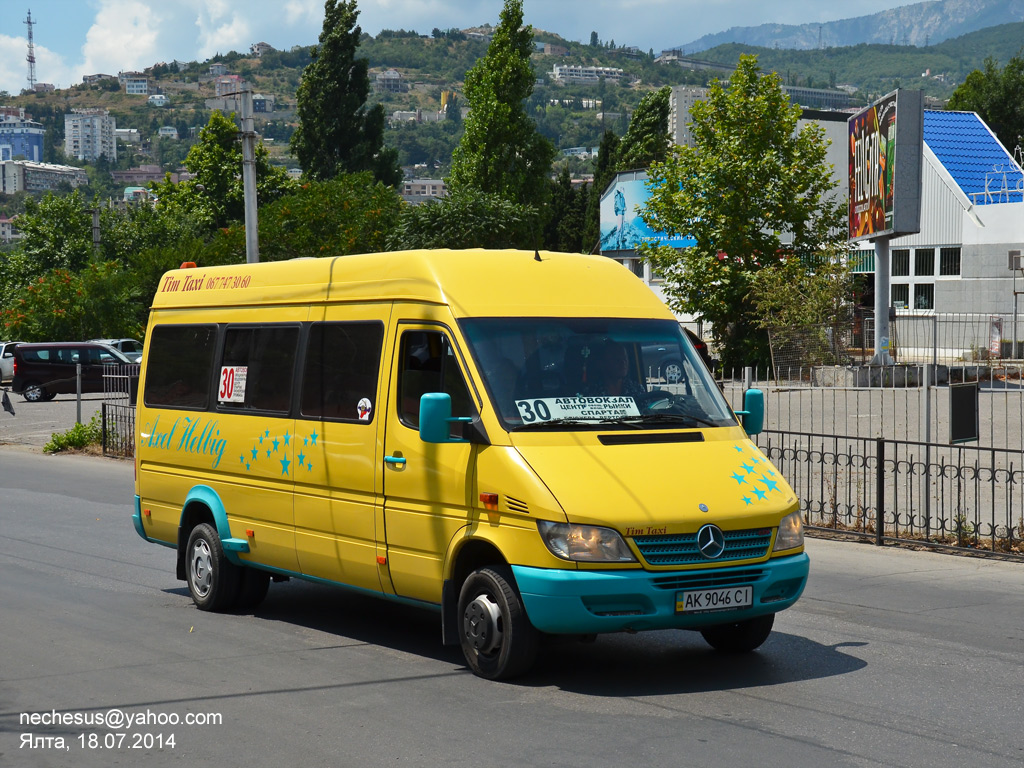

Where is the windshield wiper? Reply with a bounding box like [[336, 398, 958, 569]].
[[511, 418, 597, 431], [611, 413, 725, 428]]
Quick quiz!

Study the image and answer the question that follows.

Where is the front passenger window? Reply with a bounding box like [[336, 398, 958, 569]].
[[397, 330, 474, 435]]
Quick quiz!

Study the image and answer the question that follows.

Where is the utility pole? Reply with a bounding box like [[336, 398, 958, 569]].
[[239, 88, 259, 263]]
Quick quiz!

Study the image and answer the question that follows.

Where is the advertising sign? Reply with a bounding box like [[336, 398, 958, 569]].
[[600, 177, 695, 253], [848, 89, 923, 241]]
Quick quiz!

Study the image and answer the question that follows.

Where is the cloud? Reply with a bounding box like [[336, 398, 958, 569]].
[[80, 0, 164, 77]]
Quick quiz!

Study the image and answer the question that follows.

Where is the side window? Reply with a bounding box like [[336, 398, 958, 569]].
[[219, 325, 299, 413], [145, 325, 218, 409], [397, 330, 474, 434], [300, 322, 384, 422]]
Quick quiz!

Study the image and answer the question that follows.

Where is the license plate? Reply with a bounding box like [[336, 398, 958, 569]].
[[676, 585, 753, 614]]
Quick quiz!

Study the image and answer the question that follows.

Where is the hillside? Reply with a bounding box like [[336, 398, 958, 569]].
[[681, 0, 1024, 52]]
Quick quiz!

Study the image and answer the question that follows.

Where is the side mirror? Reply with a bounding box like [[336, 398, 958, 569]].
[[736, 388, 764, 436], [419, 393, 473, 444]]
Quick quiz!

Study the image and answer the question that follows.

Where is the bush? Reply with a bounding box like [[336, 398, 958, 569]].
[[44, 413, 102, 453]]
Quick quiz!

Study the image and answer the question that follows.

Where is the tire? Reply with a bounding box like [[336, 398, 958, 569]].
[[185, 523, 241, 612], [21, 382, 48, 402], [700, 613, 775, 652], [234, 568, 271, 611], [662, 360, 683, 384], [458, 565, 539, 680]]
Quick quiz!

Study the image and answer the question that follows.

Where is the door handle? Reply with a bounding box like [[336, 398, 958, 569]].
[[384, 455, 406, 466]]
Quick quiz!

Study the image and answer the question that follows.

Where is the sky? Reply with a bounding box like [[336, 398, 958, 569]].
[[0, 0, 917, 96]]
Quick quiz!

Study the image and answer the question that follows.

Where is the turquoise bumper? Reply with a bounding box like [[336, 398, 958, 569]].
[[512, 552, 809, 635]]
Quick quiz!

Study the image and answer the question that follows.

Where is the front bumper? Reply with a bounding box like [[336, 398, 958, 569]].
[[512, 552, 808, 635]]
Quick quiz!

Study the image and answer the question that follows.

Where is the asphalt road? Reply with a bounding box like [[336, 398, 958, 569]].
[[0, 391, 105, 449], [1, 448, 1023, 768]]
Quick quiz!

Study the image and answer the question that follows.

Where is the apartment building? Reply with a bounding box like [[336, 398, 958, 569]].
[[64, 109, 117, 162]]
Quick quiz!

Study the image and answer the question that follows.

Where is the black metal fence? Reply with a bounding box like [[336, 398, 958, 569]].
[[101, 364, 139, 459], [725, 366, 1024, 560], [101, 402, 135, 458]]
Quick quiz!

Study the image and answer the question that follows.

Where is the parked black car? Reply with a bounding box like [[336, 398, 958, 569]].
[[11, 342, 133, 402]]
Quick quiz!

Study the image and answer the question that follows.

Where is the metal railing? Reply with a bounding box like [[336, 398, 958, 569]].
[[725, 366, 1024, 559], [101, 402, 135, 458]]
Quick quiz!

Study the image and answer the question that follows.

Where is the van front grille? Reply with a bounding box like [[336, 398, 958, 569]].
[[633, 528, 772, 566]]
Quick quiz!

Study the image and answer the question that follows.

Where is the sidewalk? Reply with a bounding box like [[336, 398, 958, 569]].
[[0, 391, 105, 450]]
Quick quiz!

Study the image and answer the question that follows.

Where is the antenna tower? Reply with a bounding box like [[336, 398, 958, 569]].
[[25, 9, 37, 90]]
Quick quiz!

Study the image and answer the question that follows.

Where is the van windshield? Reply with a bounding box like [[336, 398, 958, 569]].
[[460, 317, 735, 431]]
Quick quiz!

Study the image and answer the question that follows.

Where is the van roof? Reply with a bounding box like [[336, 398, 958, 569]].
[[150, 249, 670, 319]]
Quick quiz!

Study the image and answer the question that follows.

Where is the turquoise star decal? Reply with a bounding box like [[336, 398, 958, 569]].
[[303, 436, 309, 446], [272, 437, 279, 452], [297, 451, 306, 467], [310, 430, 318, 446], [265, 429, 270, 438], [742, 462, 755, 474], [266, 449, 271, 458], [734, 445, 744, 453], [307, 462, 313, 471], [283, 432, 290, 446], [742, 496, 752, 505], [759, 474, 779, 492], [731, 472, 746, 484], [251, 447, 258, 461], [280, 456, 291, 475], [258, 434, 264, 445], [754, 487, 767, 500], [239, 454, 245, 464]]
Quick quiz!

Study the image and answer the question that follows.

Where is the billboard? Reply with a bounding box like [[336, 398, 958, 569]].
[[848, 89, 923, 241], [599, 177, 695, 253]]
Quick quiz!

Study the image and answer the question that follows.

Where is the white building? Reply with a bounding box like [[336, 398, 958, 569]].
[[148, 94, 169, 107], [157, 126, 179, 140], [64, 109, 117, 162], [1, 160, 89, 193], [550, 65, 624, 85], [120, 71, 149, 95]]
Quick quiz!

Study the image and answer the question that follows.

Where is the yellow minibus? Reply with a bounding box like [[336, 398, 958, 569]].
[[133, 249, 807, 679]]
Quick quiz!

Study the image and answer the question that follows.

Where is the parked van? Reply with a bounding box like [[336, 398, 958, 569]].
[[12, 341, 133, 401], [133, 250, 808, 679]]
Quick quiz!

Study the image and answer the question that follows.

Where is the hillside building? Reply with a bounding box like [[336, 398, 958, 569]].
[[119, 71, 149, 95], [0, 114, 44, 163], [1, 160, 88, 194], [550, 65, 625, 85], [64, 109, 117, 162]]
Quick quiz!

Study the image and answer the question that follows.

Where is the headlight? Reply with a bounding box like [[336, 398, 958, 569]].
[[537, 521, 637, 563], [774, 510, 804, 552]]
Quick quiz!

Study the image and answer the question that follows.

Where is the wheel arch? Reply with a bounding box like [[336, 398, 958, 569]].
[[175, 485, 238, 579], [441, 534, 508, 646]]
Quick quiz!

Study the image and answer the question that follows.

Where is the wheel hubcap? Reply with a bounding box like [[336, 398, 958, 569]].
[[190, 539, 213, 598], [463, 594, 502, 654]]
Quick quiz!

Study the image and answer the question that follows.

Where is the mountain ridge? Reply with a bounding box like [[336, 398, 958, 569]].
[[680, 0, 1024, 53]]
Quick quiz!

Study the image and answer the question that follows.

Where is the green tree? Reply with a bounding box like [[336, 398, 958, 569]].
[[616, 86, 671, 170], [1, 262, 143, 342], [152, 111, 296, 230], [13, 190, 94, 275], [290, 0, 402, 186], [948, 54, 1024, 153], [387, 191, 539, 251], [640, 55, 846, 370], [581, 129, 620, 253], [447, 0, 556, 208], [542, 165, 588, 253]]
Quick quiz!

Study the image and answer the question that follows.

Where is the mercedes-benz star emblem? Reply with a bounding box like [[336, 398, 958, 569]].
[[697, 524, 726, 559]]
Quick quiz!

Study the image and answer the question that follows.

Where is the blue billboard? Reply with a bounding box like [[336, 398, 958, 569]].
[[599, 176, 694, 253]]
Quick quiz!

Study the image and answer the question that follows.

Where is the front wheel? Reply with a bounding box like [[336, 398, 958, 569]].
[[458, 565, 539, 680], [700, 614, 775, 652], [186, 523, 240, 612]]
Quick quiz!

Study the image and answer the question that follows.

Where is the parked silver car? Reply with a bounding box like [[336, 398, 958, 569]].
[[89, 338, 143, 362], [0, 341, 23, 383]]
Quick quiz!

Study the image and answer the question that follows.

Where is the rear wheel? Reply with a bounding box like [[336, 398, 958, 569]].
[[458, 565, 539, 680], [21, 382, 50, 402], [186, 523, 240, 612], [700, 614, 775, 652]]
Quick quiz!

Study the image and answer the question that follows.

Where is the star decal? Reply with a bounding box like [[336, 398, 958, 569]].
[[734, 445, 744, 453], [742, 496, 752, 505], [741, 462, 755, 474], [272, 437, 280, 452], [297, 451, 306, 467], [251, 447, 259, 461], [310, 430, 318, 446], [731, 472, 746, 484], [280, 456, 291, 475], [754, 487, 767, 500], [759, 474, 779, 492]]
